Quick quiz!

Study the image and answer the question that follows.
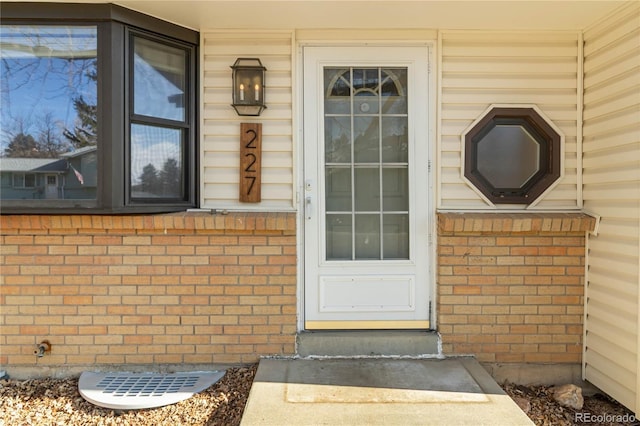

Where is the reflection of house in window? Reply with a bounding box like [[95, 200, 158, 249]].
[[60, 146, 97, 199], [1, 7, 197, 213], [0, 146, 97, 200], [2, 158, 66, 199]]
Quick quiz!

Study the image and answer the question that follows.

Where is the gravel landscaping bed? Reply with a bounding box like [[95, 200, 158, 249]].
[[502, 383, 637, 426], [0, 364, 257, 426], [2, 364, 637, 426]]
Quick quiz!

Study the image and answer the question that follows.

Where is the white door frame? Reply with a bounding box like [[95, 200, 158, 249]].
[[297, 42, 437, 331]]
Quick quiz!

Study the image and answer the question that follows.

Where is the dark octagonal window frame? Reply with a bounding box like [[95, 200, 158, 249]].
[[464, 107, 562, 205]]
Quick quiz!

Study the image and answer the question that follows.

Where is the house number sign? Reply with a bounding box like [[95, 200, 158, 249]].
[[239, 123, 262, 202]]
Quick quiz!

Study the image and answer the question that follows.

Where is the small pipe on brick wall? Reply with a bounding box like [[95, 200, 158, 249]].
[[34, 340, 51, 358]]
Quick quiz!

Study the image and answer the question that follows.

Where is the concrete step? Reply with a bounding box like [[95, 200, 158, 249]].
[[240, 358, 535, 426], [296, 331, 440, 357]]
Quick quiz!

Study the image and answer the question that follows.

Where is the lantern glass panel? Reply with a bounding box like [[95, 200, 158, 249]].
[[235, 69, 263, 105]]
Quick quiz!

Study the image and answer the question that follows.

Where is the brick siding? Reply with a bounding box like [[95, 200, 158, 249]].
[[0, 212, 297, 370], [1, 210, 597, 374], [437, 213, 596, 364]]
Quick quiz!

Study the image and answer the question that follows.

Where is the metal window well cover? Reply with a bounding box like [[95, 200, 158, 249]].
[[78, 371, 225, 410]]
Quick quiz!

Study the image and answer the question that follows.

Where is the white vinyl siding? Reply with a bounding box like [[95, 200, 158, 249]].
[[201, 31, 295, 210], [583, 3, 640, 414], [439, 31, 581, 210]]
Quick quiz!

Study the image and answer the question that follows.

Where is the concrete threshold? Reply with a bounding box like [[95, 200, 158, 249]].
[[297, 330, 440, 357], [240, 357, 533, 426]]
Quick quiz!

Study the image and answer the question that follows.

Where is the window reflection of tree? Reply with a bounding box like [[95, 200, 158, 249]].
[[1, 26, 97, 157], [136, 158, 181, 198]]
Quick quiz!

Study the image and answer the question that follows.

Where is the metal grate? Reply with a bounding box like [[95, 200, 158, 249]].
[[97, 374, 201, 397], [79, 371, 225, 410]]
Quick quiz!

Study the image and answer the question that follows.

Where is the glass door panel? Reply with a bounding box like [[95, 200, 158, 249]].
[[354, 167, 380, 211], [383, 214, 409, 259], [355, 214, 381, 259], [382, 167, 409, 211], [326, 214, 352, 260], [354, 116, 379, 162], [324, 116, 351, 163], [381, 117, 408, 163], [325, 167, 352, 211], [324, 67, 409, 261], [381, 69, 408, 114]]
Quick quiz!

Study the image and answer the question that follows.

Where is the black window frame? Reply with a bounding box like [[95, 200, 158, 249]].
[[125, 29, 196, 206], [464, 107, 561, 205], [0, 3, 199, 214]]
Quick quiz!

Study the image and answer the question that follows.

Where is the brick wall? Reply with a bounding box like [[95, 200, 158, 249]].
[[0, 212, 297, 375], [437, 213, 596, 364], [1, 210, 598, 376]]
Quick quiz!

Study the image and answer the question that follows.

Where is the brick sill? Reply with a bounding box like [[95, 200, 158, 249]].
[[437, 212, 597, 235], [0, 211, 296, 232]]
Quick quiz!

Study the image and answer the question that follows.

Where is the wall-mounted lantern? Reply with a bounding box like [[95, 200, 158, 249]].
[[231, 58, 267, 116]]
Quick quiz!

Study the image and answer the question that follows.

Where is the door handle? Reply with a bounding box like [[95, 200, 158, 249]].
[[305, 196, 312, 220]]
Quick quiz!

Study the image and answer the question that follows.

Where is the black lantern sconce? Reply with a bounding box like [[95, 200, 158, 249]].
[[231, 58, 267, 116]]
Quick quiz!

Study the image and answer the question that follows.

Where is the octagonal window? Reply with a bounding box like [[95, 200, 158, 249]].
[[464, 107, 562, 205], [477, 125, 540, 188]]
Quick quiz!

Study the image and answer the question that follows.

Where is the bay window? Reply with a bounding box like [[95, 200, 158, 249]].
[[0, 4, 198, 213]]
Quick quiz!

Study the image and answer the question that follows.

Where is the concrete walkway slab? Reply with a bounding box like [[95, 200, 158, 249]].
[[241, 358, 533, 426]]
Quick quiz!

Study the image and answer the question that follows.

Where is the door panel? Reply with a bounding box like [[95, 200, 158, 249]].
[[320, 276, 415, 313], [45, 175, 58, 199], [303, 46, 431, 329]]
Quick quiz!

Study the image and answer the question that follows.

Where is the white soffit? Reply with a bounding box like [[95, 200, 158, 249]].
[[113, 1, 627, 31], [2, 0, 627, 31]]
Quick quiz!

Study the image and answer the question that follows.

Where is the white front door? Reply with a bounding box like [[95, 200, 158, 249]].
[[303, 46, 432, 330], [45, 174, 58, 199]]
